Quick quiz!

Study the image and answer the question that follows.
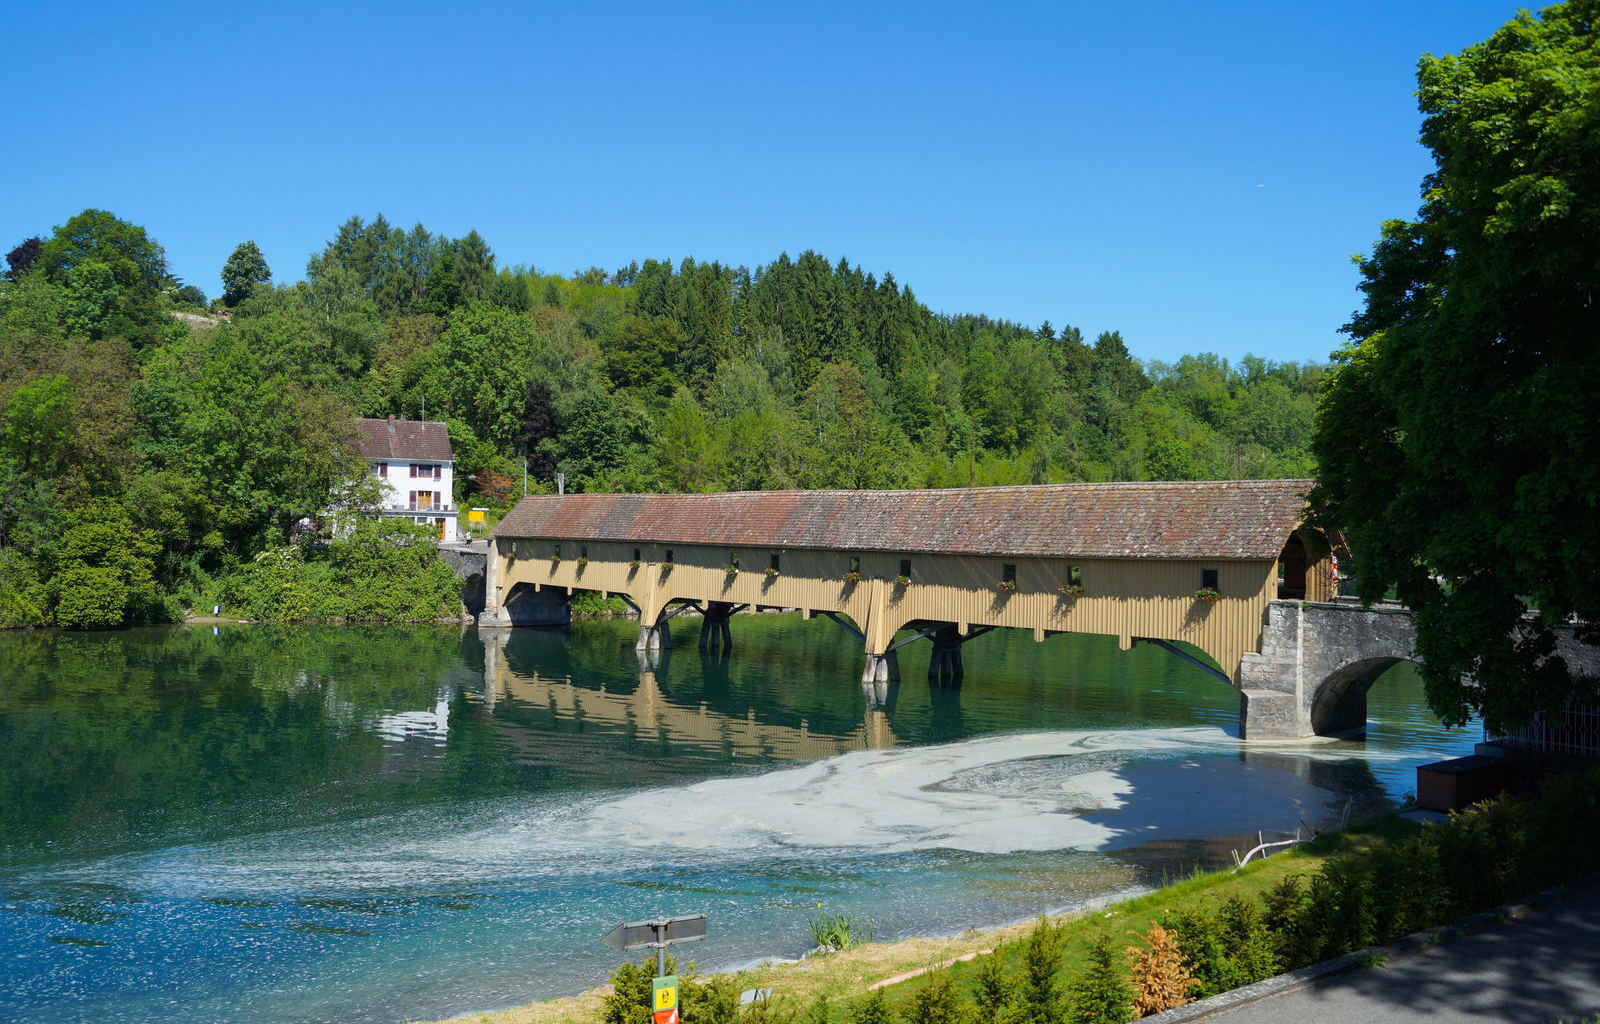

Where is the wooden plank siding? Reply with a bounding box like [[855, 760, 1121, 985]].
[[486, 483, 1338, 684]]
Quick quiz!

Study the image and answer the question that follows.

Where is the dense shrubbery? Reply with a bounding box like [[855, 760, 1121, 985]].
[[597, 770, 1600, 1022], [213, 518, 461, 623]]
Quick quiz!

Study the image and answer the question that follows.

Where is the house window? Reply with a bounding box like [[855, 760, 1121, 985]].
[[1202, 568, 1219, 592], [409, 464, 418, 478], [376, 462, 388, 477], [1002, 563, 1017, 584], [1068, 565, 1083, 586], [433, 464, 442, 481], [408, 489, 416, 509]]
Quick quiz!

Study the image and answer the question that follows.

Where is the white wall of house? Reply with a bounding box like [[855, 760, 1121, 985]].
[[369, 458, 457, 542]]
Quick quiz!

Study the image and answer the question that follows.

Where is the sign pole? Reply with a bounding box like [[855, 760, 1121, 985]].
[[601, 914, 703, 1024]]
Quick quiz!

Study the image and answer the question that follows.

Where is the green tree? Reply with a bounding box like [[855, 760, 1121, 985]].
[[1310, 0, 1600, 732], [1, 373, 73, 477], [429, 305, 535, 446], [901, 974, 965, 1024], [221, 240, 272, 306], [53, 500, 161, 628], [39, 209, 168, 344], [1016, 917, 1067, 1024], [970, 945, 1014, 1024], [1069, 932, 1134, 1023]]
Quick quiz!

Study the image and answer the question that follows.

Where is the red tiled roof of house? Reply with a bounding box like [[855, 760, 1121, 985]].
[[489, 480, 1315, 560], [356, 418, 453, 462]]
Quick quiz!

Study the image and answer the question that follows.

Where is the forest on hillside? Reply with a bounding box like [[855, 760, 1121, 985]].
[[0, 209, 1326, 627]]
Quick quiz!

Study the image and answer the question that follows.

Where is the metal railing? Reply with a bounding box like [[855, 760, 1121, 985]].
[[1494, 699, 1600, 757]]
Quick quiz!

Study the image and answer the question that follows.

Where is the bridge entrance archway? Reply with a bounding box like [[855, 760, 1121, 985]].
[[1277, 533, 1310, 600]]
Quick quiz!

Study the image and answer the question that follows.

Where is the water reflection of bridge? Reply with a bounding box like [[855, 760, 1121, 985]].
[[476, 633, 897, 767]]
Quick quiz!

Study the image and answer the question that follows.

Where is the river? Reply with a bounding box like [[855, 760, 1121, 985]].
[[0, 616, 1478, 1024]]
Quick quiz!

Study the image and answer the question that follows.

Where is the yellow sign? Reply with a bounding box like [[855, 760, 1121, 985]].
[[468, 509, 486, 523], [653, 976, 678, 1013]]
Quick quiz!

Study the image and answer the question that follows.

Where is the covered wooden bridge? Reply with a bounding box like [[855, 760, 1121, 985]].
[[480, 480, 1337, 717]]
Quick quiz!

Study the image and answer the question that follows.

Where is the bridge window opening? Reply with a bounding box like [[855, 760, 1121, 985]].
[[665, 549, 674, 565], [1068, 565, 1083, 586], [1002, 563, 1017, 584], [553, 543, 561, 559], [730, 552, 740, 569], [770, 552, 781, 573], [1201, 568, 1219, 592], [849, 556, 860, 574], [900, 558, 912, 578], [633, 547, 641, 563], [580, 544, 588, 560]]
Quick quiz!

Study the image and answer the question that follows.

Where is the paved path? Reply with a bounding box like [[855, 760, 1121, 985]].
[[1190, 883, 1600, 1023]]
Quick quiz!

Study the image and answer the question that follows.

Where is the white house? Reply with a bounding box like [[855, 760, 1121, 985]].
[[356, 416, 458, 542]]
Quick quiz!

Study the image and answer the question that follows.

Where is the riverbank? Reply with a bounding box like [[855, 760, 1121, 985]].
[[424, 814, 1419, 1024]]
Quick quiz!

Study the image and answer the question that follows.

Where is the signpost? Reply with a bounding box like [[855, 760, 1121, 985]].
[[600, 914, 708, 978]]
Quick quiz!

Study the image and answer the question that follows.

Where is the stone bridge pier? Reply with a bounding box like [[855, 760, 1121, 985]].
[[1239, 600, 1419, 739]]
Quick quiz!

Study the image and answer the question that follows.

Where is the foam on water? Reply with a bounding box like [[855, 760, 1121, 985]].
[[35, 725, 1381, 898]]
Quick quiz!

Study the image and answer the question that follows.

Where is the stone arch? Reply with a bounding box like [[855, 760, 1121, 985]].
[[1239, 600, 1419, 739], [460, 571, 486, 619], [1310, 655, 1415, 736]]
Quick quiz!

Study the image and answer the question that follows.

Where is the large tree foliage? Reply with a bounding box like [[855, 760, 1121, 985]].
[[220, 240, 271, 306], [38, 209, 169, 345], [1311, 1, 1600, 732]]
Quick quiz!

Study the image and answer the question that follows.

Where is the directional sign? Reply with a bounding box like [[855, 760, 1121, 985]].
[[600, 914, 708, 952]]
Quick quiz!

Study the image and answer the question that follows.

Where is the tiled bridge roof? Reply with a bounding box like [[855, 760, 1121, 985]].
[[491, 480, 1314, 561]]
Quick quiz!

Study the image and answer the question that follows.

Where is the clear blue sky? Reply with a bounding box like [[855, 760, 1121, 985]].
[[1, 0, 1524, 366]]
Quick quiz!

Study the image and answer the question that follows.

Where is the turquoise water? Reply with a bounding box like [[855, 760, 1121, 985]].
[[0, 617, 1477, 1023]]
